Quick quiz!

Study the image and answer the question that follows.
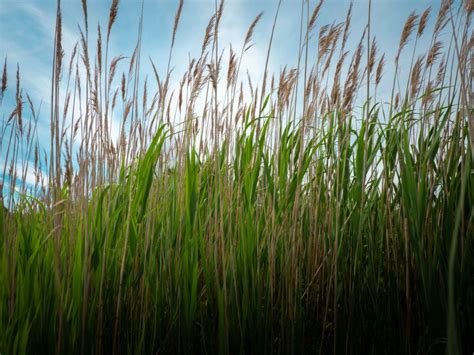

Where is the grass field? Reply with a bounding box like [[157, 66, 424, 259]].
[[1, 0, 473, 353]]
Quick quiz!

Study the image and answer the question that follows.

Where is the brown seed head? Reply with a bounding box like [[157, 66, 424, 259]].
[[375, 54, 385, 86], [172, 0, 184, 47], [244, 12, 263, 49], [202, 15, 215, 55], [81, 0, 88, 33], [55, 9, 64, 80], [417, 7, 431, 37], [1, 57, 7, 100], [435, 0, 453, 34], [368, 38, 377, 74], [341, 2, 353, 50], [308, 0, 325, 32], [107, 0, 119, 42], [97, 25, 102, 71], [397, 12, 418, 62], [427, 41, 443, 67], [410, 55, 424, 99]]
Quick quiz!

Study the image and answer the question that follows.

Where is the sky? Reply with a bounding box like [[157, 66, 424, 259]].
[[0, 0, 464, 203]]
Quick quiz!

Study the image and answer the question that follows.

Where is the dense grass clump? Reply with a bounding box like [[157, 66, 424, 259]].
[[1, 0, 473, 353]]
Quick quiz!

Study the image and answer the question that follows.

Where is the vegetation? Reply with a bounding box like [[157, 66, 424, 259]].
[[1, 0, 473, 353]]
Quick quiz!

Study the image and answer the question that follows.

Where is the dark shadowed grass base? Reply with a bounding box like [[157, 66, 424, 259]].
[[0, 191, 474, 354]]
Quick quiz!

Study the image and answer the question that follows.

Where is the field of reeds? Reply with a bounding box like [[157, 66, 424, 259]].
[[0, 0, 473, 353]]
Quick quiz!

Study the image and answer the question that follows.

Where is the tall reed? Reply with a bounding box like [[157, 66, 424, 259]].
[[0, 0, 473, 354]]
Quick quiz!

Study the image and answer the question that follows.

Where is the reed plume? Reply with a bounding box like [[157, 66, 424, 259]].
[[1, 57, 6, 101], [397, 11, 418, 63], [107, 0, 119, 42], [172, 0, 184, 47]]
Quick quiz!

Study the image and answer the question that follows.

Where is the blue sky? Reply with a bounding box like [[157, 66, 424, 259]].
[[0, 0, 463, 201]]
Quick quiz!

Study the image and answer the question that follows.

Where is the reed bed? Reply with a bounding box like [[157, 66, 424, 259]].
[[0, 0, 473, 353]]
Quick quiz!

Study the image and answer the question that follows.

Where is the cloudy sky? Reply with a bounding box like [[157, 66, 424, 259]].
[[0, 0, 462, 200]]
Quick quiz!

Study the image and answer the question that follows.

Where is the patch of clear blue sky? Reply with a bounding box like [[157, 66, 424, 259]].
[[0, 0, 462, 202]]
